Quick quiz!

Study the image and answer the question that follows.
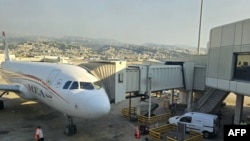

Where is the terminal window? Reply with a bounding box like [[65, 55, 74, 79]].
[[233, 53, 250, 81]]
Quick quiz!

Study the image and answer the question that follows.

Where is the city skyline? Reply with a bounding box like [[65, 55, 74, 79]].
[[1, 0, 250, 48]]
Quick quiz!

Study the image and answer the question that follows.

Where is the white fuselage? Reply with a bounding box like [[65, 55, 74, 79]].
[[0, 61, 111, 119]]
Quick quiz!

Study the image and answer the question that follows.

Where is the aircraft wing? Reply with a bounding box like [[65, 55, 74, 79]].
[[0, 84, 20, 92]]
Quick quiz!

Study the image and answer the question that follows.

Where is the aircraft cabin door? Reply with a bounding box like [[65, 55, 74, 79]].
[[47, 70, 60, 86]]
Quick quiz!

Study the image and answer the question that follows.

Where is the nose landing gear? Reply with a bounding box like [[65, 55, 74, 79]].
[[64, 116, 77, 136], [0, 91, 9, 110]]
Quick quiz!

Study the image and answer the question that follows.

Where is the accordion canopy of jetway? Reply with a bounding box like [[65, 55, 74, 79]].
[[79, 61, 127, 103]]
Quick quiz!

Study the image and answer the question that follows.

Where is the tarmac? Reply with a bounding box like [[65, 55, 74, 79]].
[[0, 92, 141, 141], [0, 91, 250, 141]]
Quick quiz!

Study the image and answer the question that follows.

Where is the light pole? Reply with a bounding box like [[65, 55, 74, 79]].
[[147, 65, 152, 119], [197, 0, 203, 55]]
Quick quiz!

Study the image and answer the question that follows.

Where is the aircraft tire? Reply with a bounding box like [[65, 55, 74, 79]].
[[64, 126, 69, 136], [0, 100, 4, 110], [65, 125, 73, 136], [65, 125, 77, 136], [72, 124, 77, 134]]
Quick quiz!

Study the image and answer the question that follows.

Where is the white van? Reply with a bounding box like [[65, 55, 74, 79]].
[[168, 112, 219, 138]]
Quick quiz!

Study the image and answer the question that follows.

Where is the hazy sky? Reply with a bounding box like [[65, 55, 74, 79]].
[[1, 0, 250, 48]]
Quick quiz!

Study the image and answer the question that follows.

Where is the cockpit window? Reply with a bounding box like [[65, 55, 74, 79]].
[[93, 81, 102, 90], [63, 81, 72, 89], [80, 82, 94, 90], [63, 80, 103, 90], [70, 81, 79, 89]]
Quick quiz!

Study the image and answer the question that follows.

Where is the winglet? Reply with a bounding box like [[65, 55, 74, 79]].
[[2, 31, 11, 61]]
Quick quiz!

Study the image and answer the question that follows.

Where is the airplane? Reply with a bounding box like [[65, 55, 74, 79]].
[[0, 31, 111, 136]]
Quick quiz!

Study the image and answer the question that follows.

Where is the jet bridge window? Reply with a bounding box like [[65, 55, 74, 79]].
[[80, 82, 94, 90], [63, 81, 72, 89]]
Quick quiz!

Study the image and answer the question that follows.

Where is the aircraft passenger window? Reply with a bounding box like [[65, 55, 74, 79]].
[[80, 82, 94, 90], [63, 81, 72, 89], [93, 81, 102, 89], [70, 81, 79, 89]]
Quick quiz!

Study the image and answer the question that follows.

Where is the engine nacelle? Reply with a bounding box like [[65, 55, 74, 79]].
[[18, 84, 36, 100]]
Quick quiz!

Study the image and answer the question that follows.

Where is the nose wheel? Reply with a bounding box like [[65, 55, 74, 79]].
[[64, 116, 77, 136]]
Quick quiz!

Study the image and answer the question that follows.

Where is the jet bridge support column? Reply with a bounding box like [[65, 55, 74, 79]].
[[234, 94, 244, 125], [147, 65, 152, 118], [169, 89, 174, 104], [179, 91, 187, 104], [183, 62, 194, 112], [186, 90, 193, 112]]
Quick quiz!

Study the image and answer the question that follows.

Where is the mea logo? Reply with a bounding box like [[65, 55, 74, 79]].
[[224, 125, 250, 140]]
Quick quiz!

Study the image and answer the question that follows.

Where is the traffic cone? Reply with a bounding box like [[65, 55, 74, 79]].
[[134, 126, 140, 139]]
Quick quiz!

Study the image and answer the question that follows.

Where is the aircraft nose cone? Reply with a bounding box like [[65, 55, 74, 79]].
[[86, 95, 110, 118]]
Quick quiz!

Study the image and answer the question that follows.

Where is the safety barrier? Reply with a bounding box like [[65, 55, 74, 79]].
[[137, 112, 171, 126], [149, 124, 177, 141], [166, 136, 177, 141], [184, 130, 203, 141], [121, 107, 136, 119], [149, 125, 203, 141]]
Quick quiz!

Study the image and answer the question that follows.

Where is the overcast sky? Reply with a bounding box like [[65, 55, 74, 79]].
[[1, 0, 250, 48]]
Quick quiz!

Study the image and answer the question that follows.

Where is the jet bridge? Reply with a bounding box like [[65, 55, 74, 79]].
[[126, 62, 196, 96], [78, 60, 205, 109], [126, 64, 184, 95]]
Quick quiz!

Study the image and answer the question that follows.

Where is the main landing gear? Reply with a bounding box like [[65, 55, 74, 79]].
[[64, 115, 77, 136]]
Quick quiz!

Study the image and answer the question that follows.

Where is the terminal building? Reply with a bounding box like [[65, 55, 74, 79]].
[[206, 18, 250, 124]]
